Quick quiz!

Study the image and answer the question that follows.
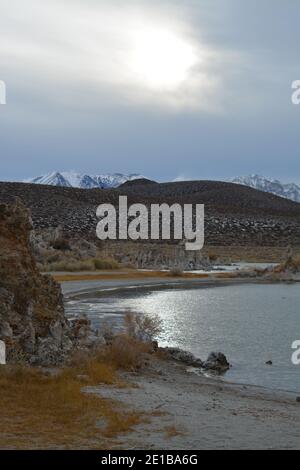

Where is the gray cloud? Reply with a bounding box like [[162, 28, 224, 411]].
[[0, 0, 299, 183]]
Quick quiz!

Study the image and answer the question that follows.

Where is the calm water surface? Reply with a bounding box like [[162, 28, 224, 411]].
[[65, 283, 300, 392]]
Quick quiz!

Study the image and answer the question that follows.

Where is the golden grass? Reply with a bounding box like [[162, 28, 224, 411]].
[[168, 268, 184, 277], [0, 359, 143, 449], [214, 272, 237, 279], [40, 257, 120, 273]]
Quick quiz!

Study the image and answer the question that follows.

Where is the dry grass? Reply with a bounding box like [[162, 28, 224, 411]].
[[107, 335, 151, 371], [168, 268, 184, 277], [207, 250, 218, 262], [275, 255, 300, 274], [40, 257, 120, 272], [40, 259, 95, 272], [214, 272, 237, 279], [91, 313, 162, 371], [0, 359, 143, 449], [52, 270, 210, 282], [93, 258, 120, 270]]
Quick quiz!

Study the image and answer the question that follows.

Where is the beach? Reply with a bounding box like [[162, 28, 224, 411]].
[[89, 355, 300, 450]]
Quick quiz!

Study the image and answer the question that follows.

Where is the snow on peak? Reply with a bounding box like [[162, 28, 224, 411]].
[[230, 175, 300, 203], [25, 171, 144, 189]]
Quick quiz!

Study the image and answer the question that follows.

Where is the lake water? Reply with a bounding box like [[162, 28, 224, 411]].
[[65, 282, 300, 393]]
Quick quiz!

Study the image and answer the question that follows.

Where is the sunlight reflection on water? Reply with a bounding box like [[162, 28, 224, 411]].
[[65, 283, 300, 392]]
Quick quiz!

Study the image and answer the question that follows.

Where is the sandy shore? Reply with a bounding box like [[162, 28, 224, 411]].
[[88, 357, 300, 450], [60, 275, 300, 450]]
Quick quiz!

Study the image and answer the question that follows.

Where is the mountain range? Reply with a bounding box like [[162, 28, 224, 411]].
[[24, 171, 300, 203], [25, 171, 144, 189], [230, 175, 300, 203]]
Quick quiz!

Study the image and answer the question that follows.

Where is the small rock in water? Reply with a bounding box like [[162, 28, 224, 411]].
[[266, 360, 273, 365], [296, 397, 300, 403]]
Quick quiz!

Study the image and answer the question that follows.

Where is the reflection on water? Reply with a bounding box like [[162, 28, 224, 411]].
[[65, 283, 300, 392]]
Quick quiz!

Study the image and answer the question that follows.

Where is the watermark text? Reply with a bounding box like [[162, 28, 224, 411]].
[[291, 340, 300, 365], [0, 340, 6, 365], [0, 80, 6, 105], [96, 196, 204, 251], [291, 80, 300, 105]]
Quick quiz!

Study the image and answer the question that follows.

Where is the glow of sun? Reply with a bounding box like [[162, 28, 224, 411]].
[[129, 28, 198, 91]]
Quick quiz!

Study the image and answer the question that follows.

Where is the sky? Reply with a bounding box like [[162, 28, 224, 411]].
[[0, 0, 299, 183]]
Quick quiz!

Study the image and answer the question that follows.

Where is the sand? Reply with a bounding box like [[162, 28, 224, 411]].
[[88, 357, 300, 450]]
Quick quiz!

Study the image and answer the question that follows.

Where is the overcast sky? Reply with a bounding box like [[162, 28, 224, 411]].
[[0, 0, 299, 183]]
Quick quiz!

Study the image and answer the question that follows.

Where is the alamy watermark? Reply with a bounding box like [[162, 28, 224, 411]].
[[291, 80, 300, 105], [0, 80, 6, 105], [0, 340, 6, 365], [96, 196, 204, 251], [291, 340, 300, 365]]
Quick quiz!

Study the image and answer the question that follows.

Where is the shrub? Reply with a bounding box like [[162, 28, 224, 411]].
[[93, 258, 119, 270], [208, 250, 218, 262], [50, 238, 71, 251], [124, 312, 162, 342], [168, 267, 183, 277], [40, 260, 95, 272], [108, 334, 151, 370]]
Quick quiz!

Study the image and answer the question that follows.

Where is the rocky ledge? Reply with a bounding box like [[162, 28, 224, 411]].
[[0, 200, 102, 366]]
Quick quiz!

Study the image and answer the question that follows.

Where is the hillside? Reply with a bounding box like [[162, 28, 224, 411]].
[[23, 171, 300, 203], [0, 180, 299, 249]]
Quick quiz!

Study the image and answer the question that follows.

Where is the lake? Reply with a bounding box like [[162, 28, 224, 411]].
[[65, 282, 300, 392]]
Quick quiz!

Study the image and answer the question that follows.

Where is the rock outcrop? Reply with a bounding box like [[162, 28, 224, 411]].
[[162, 347, 204, 368], [0, 200, 74, 365], [162, 347, 230, 373], [202, 352, 231, 373]]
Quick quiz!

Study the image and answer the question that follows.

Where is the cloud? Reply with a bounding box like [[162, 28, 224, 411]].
[[0, 0, 223, 112], [173, 174, 190, 182], [1, 0, 299, 184]]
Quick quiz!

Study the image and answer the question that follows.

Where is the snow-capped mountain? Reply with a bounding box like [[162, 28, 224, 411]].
[[25, 171, 144, 189], [230, 175, 300, 203]]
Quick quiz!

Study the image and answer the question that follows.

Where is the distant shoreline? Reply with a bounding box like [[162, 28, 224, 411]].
[[58, 271, 270, 299], [56, 267, 300, 300]]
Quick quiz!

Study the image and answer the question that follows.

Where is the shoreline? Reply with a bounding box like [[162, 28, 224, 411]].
[[87, 355, 300, 450], [59, 271, 278, 299], [60, 275, 299, 392], [58, 273, 300, 449]]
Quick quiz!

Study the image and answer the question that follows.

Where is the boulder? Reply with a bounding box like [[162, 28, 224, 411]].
[[162, 347, 203, 368], [202, 352, 230, 373]]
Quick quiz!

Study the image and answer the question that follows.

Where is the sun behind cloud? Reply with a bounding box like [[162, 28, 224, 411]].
[[128, 28, 198, 91]]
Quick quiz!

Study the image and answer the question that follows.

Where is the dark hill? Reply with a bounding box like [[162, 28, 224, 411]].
[[118, 178, 157, 188], [0, 180, 299, 247]]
